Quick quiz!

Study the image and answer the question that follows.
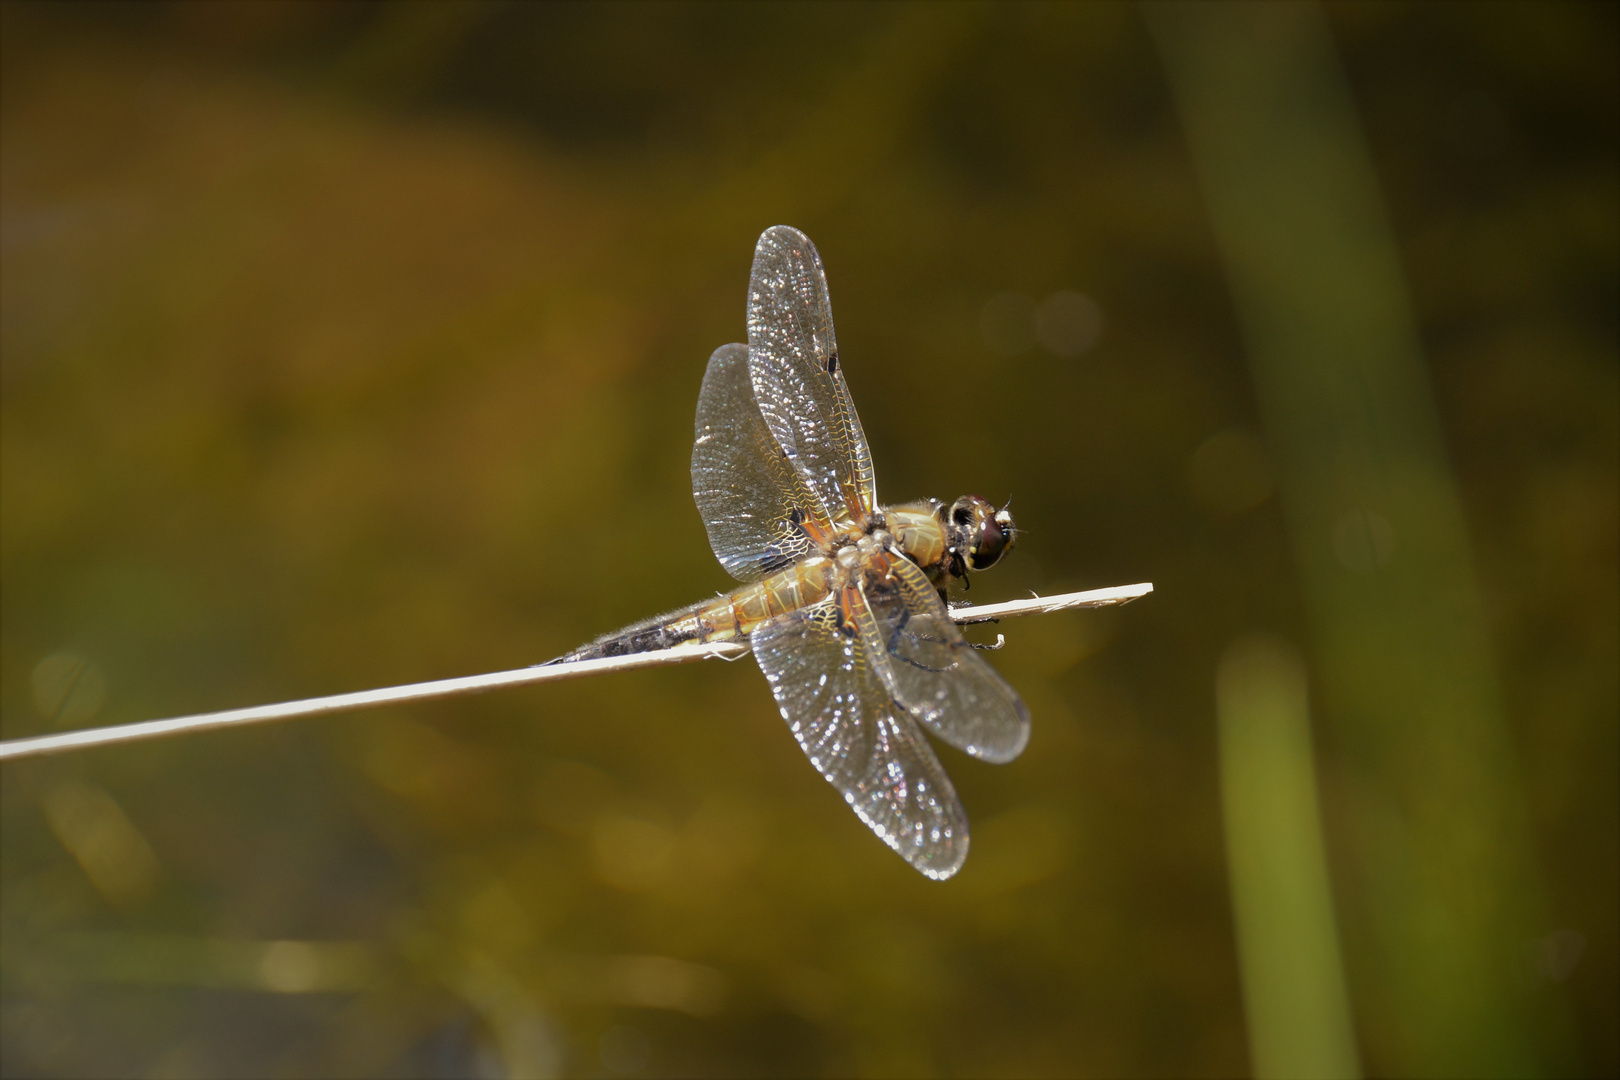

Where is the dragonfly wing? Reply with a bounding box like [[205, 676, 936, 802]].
[[746, 226, 878, 528], [692, 343, 827, 581], [860, 555, 1031, 764], [751, 596, 969, 879]]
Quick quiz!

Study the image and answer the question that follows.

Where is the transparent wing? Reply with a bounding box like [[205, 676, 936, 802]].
[[746, 226, 878, 528], [751, 596, 969, 879], [859, 554, 1031, 764], [692, 343, 828, 581]]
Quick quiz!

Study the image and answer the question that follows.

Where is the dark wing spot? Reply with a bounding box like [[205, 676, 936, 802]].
[[826, 352, 838, 374]]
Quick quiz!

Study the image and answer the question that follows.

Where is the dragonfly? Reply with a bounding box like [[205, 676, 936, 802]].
[[556, 226, 1028, 879]]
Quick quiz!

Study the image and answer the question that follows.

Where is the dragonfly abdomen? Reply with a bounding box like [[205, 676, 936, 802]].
[[554, 556, 835, 663], [553, 601, 717, 662], [725, 555, 835, 633]]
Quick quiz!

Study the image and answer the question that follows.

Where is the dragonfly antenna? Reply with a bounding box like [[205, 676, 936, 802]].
[[0, 583, 1152, 763]]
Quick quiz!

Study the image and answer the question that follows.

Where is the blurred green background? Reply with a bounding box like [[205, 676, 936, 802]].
[[1, 2, 1613, 1077]]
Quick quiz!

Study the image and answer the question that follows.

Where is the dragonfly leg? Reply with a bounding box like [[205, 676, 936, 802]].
[[885, 605, 953, 674]]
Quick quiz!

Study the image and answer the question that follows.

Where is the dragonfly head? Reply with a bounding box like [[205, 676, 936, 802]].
[[947, 495, 1016, 575]]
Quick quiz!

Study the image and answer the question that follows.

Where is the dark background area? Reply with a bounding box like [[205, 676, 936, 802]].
[[2, 3, 1614, 1077]]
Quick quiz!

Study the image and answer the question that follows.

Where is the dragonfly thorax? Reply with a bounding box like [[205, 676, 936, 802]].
[[832, 529, 893, 578]]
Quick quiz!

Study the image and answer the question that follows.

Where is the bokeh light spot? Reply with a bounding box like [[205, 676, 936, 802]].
[[1035, 291, 1103, 357], [259, 940, 321, 993], [1188, 428, 1275, 516]]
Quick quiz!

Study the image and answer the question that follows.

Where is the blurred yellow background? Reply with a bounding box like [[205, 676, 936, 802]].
[[1, 3, 1613, 1077]]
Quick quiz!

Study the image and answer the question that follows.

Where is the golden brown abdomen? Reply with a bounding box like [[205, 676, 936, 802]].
[[554, 557, 835, 662]]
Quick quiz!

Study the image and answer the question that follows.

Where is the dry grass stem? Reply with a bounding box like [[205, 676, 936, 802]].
[[0, 582, 1151, 762]]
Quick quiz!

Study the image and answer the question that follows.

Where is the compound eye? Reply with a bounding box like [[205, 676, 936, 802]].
[[969, 515, 1009, 570]]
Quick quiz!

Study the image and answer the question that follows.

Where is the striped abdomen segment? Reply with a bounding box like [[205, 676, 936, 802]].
[[555, 556, 835, 663]]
